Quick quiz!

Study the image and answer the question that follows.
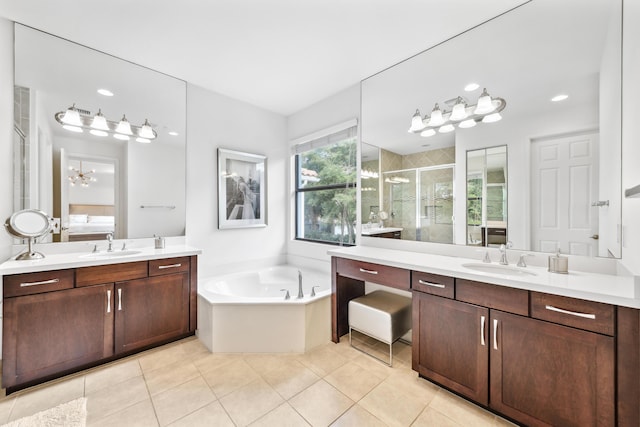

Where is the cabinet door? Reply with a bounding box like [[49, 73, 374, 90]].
[[490, 311, 614, 426], [114, 273, 189, 354], [413, 292, 489, 405], [2, 284, 114, 388]]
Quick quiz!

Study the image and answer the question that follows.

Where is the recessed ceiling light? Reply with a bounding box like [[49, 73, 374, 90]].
[[97, 89, 114, 97], [464, 83, 480, 92], [551, 94, 568, 102], [168, 131, 179, 136]]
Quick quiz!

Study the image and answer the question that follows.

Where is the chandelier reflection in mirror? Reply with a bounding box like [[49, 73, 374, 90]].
[[408, 88, 506, 137], [55, 104, 157, 143], [68, 161, 96, 187]]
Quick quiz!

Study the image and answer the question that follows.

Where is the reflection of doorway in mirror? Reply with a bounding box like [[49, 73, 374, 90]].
[[64, 155, 117, 242], [530, 133, 599, 256]]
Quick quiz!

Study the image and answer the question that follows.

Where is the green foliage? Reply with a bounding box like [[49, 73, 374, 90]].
[[298, 140, 357, 245]]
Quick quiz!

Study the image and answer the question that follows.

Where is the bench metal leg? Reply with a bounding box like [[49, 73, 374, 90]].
[[349, 327, 393, 367]]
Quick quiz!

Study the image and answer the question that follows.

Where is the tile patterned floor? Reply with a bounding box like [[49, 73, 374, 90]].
[[0, 334, 515, 426]]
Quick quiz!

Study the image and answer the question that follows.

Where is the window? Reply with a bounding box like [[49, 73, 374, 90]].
[[294, 123, 357, 245]]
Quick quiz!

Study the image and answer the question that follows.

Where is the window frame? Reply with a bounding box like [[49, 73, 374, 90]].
[[293, 124, 358, 246]]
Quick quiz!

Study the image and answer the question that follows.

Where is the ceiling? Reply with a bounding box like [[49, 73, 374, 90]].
[[0, 0, 527, 116]]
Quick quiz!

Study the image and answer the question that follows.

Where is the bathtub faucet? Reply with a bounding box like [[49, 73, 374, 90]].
[[297, 270, 304, 299]]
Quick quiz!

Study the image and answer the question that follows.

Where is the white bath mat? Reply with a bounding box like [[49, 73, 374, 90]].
[[1, 397, 87, 427]]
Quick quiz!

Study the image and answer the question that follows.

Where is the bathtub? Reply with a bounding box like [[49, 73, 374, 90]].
[[197, 265, 331, 353]]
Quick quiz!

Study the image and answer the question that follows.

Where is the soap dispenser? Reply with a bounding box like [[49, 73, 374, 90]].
[[154, 235, 165, 249], [548, 249, 568, 274]]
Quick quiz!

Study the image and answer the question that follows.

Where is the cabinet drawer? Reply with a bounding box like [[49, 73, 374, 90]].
[[76, 261, 148, 287], [149, 257, 190, 277], [412, 271, 454, 299], [4, 269, 74, 298], [456, 279, 528, 316], [531, 292, 615, 336], [336, 258, 410, 291]]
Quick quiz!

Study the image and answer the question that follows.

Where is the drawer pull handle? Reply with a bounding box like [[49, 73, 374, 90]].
[[20, 278, 59, 287], [480, 315, 486, 346], [107, 290, 112, 313], [359, 268, 378, 275], [158, 263, 182, 269], [418, 280, 445, 288], [117, 288, 123, 311], [493, 319, 499, 350], [545, 305, 596, 320]]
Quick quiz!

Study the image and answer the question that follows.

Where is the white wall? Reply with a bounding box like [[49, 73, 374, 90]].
[[454, 103, 598, 251], [185, 84, 288, 278], [621, 0, 640, 273], [286, 84, 360, 267], [127, 142, 185, 238]]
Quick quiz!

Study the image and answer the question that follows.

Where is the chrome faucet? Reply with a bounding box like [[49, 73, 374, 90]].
[[106, 233, 114, 252], [499, 241, 513, 265], [297, 270, 304, 299]]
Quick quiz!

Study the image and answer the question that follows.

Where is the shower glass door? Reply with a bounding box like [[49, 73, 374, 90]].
[[419, 166, 454, 244]]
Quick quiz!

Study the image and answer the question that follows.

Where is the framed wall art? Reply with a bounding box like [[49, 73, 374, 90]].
[[217, 148, 267, 229]]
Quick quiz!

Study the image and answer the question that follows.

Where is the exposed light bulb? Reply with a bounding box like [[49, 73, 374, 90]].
[[459, 119, 477, 129], [482, 113, 502, 123], [90, 129, 108, 137], [62, 125, 83, 133], [420, 128, 436, 137]]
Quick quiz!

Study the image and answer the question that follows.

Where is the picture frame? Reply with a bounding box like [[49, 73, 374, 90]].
[[217, 148, 267, 229]]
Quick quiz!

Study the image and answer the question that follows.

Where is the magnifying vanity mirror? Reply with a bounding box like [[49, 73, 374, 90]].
[[360, 0, 622, 258], [4, 209, 52, 260], [13, 24, 187, 244]]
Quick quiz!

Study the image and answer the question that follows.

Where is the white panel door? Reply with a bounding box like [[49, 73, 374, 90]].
[[530, 133, 599, 256]]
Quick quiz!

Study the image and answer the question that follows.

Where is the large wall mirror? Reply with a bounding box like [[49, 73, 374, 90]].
[[360, 0, 622, 258], [13, 24, 187, 243]]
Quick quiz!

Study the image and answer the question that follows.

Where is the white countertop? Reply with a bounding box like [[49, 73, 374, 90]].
[[328, 246, 640, 309], [0, 245, 202, 276], [360, 227, 403, 236]]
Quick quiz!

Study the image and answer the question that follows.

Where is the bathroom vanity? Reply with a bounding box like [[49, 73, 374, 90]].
[[0, 246, 199, 393], [329, 246, 640, 426]]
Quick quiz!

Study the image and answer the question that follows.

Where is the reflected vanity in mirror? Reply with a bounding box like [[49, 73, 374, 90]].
[[360, 0, 622, 258], [13, 24, 187, 244]]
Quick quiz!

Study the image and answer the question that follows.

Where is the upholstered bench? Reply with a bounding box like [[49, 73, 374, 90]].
[[348, 290, 412, 366]]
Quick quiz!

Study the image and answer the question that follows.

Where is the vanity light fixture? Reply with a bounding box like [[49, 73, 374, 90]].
[[408, 87, 506, 137], [55, 105, 157, 142]]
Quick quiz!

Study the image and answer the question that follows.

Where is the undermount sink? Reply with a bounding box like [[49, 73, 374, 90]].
[[80, 250, 143, 259], [462, 263, 537, 277]]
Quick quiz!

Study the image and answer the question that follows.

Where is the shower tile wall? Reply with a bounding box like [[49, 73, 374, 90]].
[[380, 147, 455, 242], [361, 159, 380, 222]]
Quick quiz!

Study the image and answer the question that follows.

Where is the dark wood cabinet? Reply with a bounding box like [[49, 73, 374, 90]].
[[3, 284, 114, 388], [115, 273, 189, 354], [331, 255, 636, 426], [490, 310, 614, 426], [2, 255, 197, 392], [412, 292, 489, 405]]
